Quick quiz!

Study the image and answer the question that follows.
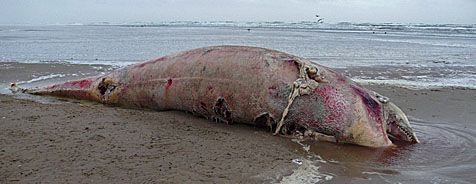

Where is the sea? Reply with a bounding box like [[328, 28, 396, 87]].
[[1, 22, 475, 183], [0, 21, 475, 89]]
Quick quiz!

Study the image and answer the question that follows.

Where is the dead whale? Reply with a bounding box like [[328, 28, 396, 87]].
[[12, 46, 419, 147]]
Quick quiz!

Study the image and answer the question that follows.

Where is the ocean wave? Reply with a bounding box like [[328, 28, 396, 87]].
[[1, 59, 136, 67], [353, 76, 476, 90], [16, 73, 66, 85], [355, 37, 475, 48], [91, 21, 476, 35]]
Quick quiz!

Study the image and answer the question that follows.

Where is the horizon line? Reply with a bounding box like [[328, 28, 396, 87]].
[[1, 20, 475, 26]]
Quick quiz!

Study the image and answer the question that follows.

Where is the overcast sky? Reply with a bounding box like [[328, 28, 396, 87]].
[[1, 0, 475, 25]]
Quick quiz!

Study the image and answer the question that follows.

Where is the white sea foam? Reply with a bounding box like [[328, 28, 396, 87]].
[[17, 73, 66, 85], [353, 76, 476, 90], [358, 37, 475, 48], [280, 139, 334, 183], [362, 171, 394, 176], [64, 60, 136, 67], [97, 21, 476, 35], [280, 159, 333, 184], [0, 58, 135, 67]]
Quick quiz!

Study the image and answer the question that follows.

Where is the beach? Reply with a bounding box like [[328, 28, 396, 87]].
[[0, 93, 299, 183], [1, 62, 475, 183], [1, 24, 475, 183]]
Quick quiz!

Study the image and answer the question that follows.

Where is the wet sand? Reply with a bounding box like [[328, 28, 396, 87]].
[[365, 85, 476, 128], [1, 63, 475, 183], [0, 94, 300, 183], [0, 62, 116, 86]]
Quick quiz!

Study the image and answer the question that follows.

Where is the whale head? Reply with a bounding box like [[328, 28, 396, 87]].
[[383, 102, 419, 144]]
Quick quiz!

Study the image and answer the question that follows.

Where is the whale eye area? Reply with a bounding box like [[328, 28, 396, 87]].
[[97, 78, 116, 96], [98, 78, 108, 95]]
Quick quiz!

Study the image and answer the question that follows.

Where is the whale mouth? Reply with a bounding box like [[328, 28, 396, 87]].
[[384, 102, 419, 144], [387, 121, 419, 144]]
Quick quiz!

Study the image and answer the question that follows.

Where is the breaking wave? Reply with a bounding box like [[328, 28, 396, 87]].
[[100, 21, 476, 35]]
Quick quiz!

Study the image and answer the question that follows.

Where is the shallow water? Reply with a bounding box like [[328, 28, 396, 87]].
[[286, 117, 476, 183]]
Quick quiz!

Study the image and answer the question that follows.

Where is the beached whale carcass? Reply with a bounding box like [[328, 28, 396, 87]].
[[14, 46, 419, 147]]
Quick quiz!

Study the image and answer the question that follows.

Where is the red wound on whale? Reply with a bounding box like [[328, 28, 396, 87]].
[[165, 78, 173, 89], [65, 79, 92, 89], [351, 85, 383, 123], [314, 85, 349, 131]]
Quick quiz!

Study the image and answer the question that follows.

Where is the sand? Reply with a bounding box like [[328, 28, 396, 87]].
[[365, 85, 476, 127], [0, 94, 304, 183], [1, 85, 474, 183]]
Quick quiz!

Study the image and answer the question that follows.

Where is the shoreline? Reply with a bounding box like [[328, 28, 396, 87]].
[[3, 61, 475, 91]]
